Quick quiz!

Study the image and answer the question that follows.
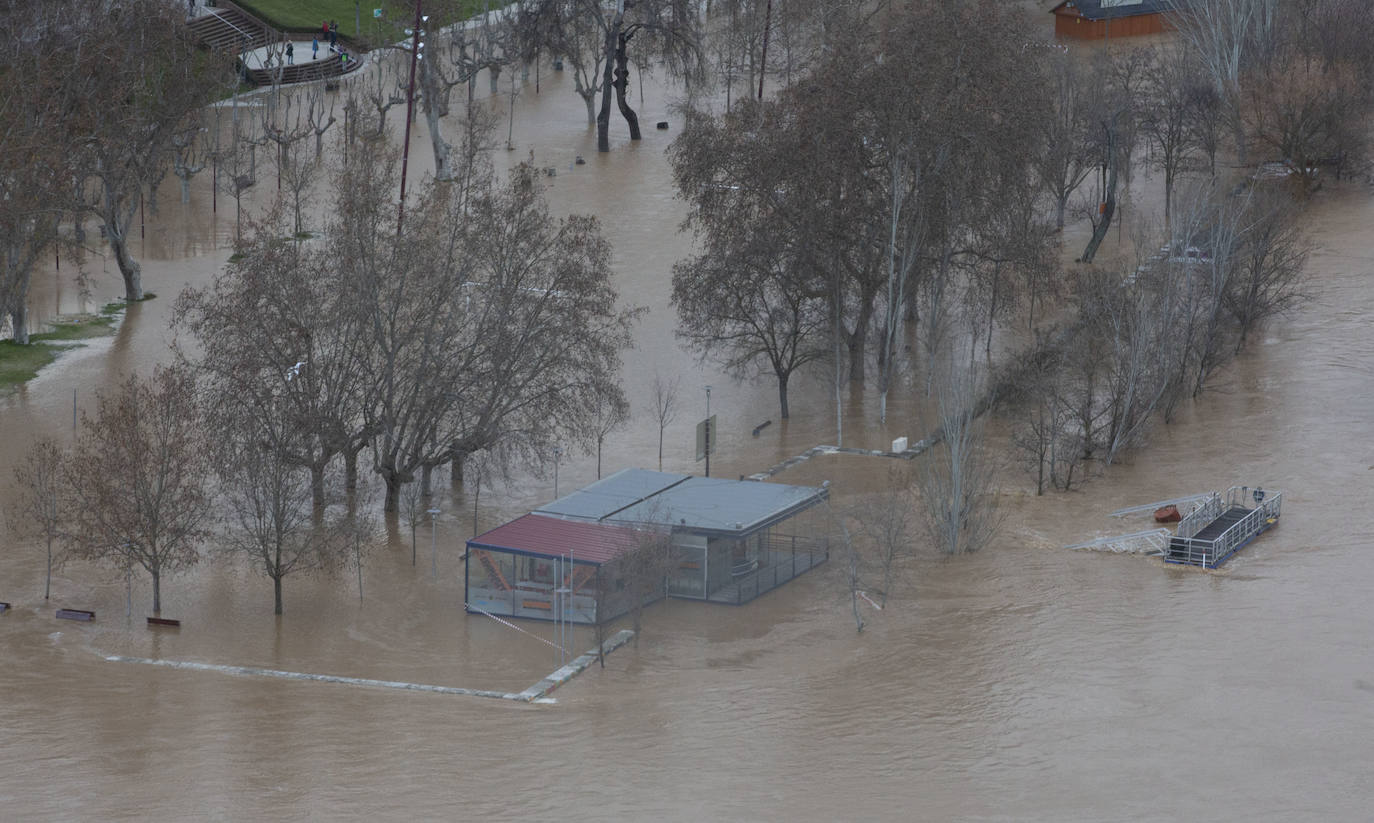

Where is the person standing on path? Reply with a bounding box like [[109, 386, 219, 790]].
[[285, 41, 293, 64], [329, 21, 338, 49], [312, 37, 318, 60]]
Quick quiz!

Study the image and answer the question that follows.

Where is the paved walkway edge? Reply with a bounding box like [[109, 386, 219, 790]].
[[514, 629, 636, 702]]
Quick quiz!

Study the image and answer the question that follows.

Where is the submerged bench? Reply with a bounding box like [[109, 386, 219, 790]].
[[147, 616, 181, 628], [56, 608, 95, 622]]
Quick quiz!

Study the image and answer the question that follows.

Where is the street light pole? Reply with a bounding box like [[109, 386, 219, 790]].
[[397, 0, 425, 233], [553, 445, 562, 498], [704, 385, 712, 478], [428, 507, 441, 579]]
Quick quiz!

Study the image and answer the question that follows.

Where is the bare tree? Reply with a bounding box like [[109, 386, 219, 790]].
[[72, 0, 229, 300], [10, 439, 67, 600], [1172, 0, 1280, 166], [914, 362, 1001, 555], [214, 424, 337, 615], [615, 524, 675, 643], [649, 372, 680, 471], [671, 226, 829, 419], [0, 0, 87, 343], [170, 122, 207, 205], [64, 366, 211, 614], [400, 474, 425, 566], [336, 493, 380, 602], [1034, 52, 1095, 231], [176, 206, 374, 513], [590, 392, 629, 479], [306, 82, 337, 160], [1224, 199, 1310, 350], [848, 470, 916, 608], [1140, 45, 1203, 228], [520, 0, 704, 150]]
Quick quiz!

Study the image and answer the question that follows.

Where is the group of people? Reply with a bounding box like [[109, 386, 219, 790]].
[[283, 21, 341, 66]]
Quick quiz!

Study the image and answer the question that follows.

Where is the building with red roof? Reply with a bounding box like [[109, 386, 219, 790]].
[[465, 470, 831, 624]]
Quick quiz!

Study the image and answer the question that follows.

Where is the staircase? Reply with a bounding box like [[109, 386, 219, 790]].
[[472, 550, 512, 590], [570, 564, 597, 595], [245, 53, 359, 87], [187, 2, 362, 87], [188, 6, 268, 52]]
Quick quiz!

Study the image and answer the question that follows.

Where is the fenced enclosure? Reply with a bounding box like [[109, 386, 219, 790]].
[[1167, 486, 1281, 568]]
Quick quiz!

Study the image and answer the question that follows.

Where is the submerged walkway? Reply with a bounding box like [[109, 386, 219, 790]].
[[746, 441, 935, 481], [104, 629, 635, 703]]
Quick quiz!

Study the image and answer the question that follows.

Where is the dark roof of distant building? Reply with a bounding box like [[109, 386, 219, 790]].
[[1051, 0, 1186, 21], [469, 513, 647, 564]]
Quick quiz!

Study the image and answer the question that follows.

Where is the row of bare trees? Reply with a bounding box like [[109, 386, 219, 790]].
[[0, 0, 230, 344], [671, 1, 1052, 426], [1011, 184, 1310, 494], [10, 117, 639, 615]]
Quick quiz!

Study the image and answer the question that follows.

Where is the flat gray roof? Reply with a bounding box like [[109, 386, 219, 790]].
[[536, 469, 827, 535], [534, 468, 689, 520]]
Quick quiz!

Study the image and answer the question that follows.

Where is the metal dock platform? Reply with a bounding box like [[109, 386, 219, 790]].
[[1165, 486, 1281, 568]]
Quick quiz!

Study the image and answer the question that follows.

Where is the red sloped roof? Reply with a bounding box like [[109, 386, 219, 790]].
[[468, 513, 644, 565]]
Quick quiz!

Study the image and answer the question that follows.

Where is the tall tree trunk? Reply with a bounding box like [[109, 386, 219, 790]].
[[9, 303, 29, 345], [151, 568, 161, 614], [451, 449, 464, 489], [596, 14, 623, 152], [613, 33, 641, 140], [310, 463, 326, 510], [109, 224, 144, 301], [274, 574, 283, 615], [1080, 121, 1119, 264], [344, 445, 361, 492], [419, 58, 453, 182], [384, 472, 402, 513], [777, 372, 790, 419]]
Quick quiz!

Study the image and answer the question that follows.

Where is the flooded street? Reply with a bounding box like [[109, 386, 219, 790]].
[[4, 40, 1374, 820]]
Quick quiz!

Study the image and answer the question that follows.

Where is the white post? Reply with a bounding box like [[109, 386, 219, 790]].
[[428, 508, 441, 579]]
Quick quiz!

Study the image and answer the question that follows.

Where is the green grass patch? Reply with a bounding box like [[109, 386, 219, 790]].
[[234, 0, 482, 48], [0, 340, 60, 387], [0, 311, 123, 389], [32, 315, 117, 342]]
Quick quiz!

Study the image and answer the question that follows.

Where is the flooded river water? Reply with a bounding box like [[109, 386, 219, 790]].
[[3, 32, 1374, 820]]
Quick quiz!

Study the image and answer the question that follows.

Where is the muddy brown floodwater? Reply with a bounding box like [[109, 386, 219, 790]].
[[4, 34, 1374, 820]]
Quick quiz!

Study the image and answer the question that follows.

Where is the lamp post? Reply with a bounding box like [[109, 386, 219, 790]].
[[428, 507, 441, 578], [397, 2, 427, 233], [553, 445, 563, 498], [704, 385, 712, 478]]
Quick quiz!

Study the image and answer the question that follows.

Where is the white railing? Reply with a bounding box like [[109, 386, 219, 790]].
[[1176, 492, 1223, 539], [1170, 489, 1281, 567]]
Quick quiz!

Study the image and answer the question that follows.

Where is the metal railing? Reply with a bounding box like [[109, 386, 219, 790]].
[[1064, 528, 1172, 555], [1170, 488, 1281, 568], [1176, 492, 1223, 539], [708, 536, 829, 605]]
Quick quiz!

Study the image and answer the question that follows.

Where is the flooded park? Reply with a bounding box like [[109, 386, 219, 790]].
[[4, 5, 1374, 819]]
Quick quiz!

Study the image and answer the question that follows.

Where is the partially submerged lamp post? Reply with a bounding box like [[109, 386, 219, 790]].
[[704, 385, 712, 478], [428, 507, 441, 578], [553, 445, 563, 499]]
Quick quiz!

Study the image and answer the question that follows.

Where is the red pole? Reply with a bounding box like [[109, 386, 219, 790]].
[[397, 0, 423, 234]]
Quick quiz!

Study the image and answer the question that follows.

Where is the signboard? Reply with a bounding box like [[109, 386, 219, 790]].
[[695, 415, 716, 462], [373, 8, 383, 17]]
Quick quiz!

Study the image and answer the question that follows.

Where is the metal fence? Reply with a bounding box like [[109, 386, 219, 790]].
[[706, 535, 829, 605], [1169, 487, 1282, 568]]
